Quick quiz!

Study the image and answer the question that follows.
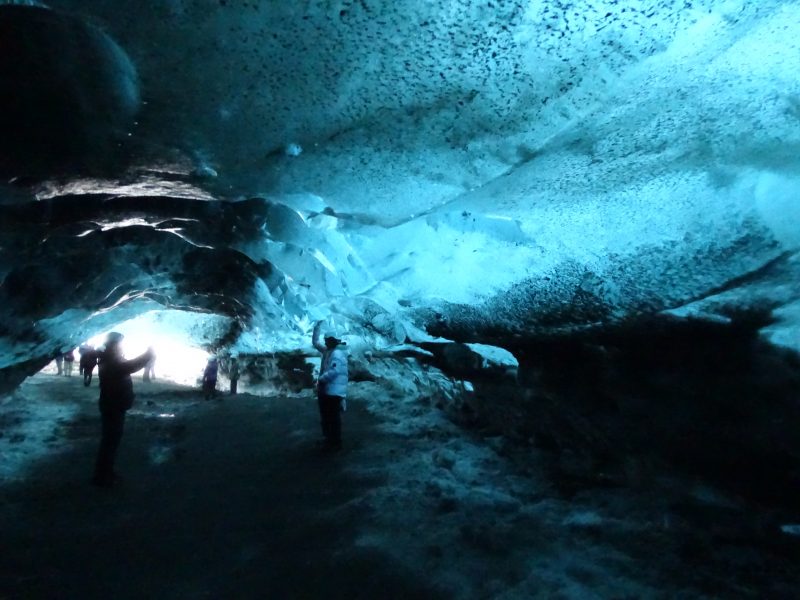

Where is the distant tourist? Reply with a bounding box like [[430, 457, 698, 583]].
[[63, 349, 75, 377], [92, 332, 154, 488], [312, 320, 348, 452], [143, 346, 156, 382], [229, 356, 240, 395], [54, 349, 63, 375], [79, 345, 98, 387], [202, 356, 218, 400], [78, 344, 89, 378]]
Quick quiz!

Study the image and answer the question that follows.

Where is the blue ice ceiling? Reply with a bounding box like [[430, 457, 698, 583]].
[[0, 0, 798, 386]]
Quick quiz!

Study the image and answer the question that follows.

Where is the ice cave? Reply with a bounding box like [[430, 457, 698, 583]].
[[1, 0, 799, 598]]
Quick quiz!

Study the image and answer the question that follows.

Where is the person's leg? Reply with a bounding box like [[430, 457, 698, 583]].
[[319, 394, 341, 448], [318, 394, 330, 440], [230, 380, 237, 395], [93, 409, 125, 486], [328, 396, 342, 448]]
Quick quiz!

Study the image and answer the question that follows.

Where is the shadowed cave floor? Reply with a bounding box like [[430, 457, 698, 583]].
[[1, 373, 799, 599]]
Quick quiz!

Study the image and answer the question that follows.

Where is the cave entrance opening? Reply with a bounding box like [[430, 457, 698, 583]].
[[42, 309, 226, 387]]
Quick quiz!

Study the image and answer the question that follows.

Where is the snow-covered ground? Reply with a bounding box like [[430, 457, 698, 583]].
[[1, 367, 798, 599], [0, 374, 82, 482]]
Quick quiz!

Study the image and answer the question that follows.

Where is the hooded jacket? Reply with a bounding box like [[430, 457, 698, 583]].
[[312, 329, 348, 398]]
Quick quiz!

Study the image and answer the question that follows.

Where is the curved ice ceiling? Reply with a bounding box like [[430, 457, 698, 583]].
[[0, 0, 798, 386]]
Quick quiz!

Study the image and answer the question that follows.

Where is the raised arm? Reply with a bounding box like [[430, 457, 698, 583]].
[[312, 320, 326, 352], [120, 349, 154, 376]]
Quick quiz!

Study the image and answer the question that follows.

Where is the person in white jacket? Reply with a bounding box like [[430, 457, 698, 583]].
[[312, 320, 348, 451]]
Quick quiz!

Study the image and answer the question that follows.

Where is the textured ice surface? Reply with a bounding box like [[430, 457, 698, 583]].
[[0, 0, 797, 381]]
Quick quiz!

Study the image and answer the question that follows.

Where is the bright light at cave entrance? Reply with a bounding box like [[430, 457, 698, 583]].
[[87, 311, 224, 387], [88, 330, 208, 386]]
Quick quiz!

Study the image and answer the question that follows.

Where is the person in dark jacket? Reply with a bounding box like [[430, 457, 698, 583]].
[[202, 356, 218, 400], [54, 349, 63, 375], [78, 345, 88, 378], [143, 346, 156, 382], [79, 344, 98, 387], [229, 356, 240, 395], [92, 332, 153, 488]]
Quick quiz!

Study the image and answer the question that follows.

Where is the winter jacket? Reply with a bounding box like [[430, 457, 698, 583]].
[[312, 325, 349, 397], [203, 361, 218, 384], [80, 349, 97, 370], [98, 351, 151, 412], [319, 347, 348, 397]]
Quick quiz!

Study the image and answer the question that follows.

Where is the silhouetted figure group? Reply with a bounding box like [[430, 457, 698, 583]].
[[53, 349, 76, 376], [87, 321, 350, 489], [201, 355, 239, 398], [53, 346, 97, 383]]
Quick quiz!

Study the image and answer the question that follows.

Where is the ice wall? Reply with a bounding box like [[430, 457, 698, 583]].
[[0, 1, 797, 384], [33, 1, 793, 209]]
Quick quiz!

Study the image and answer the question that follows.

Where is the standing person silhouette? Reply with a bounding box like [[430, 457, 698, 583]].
[[54, 349, 63, 375], [79, 345, 98, 387], [143, 346, 156, 382], [202, 356, 218, 400], [312, 320, 348, 451], [229, 356, 240, 395], [92, 332, 153, 488], [63, 349, 75, 377]]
